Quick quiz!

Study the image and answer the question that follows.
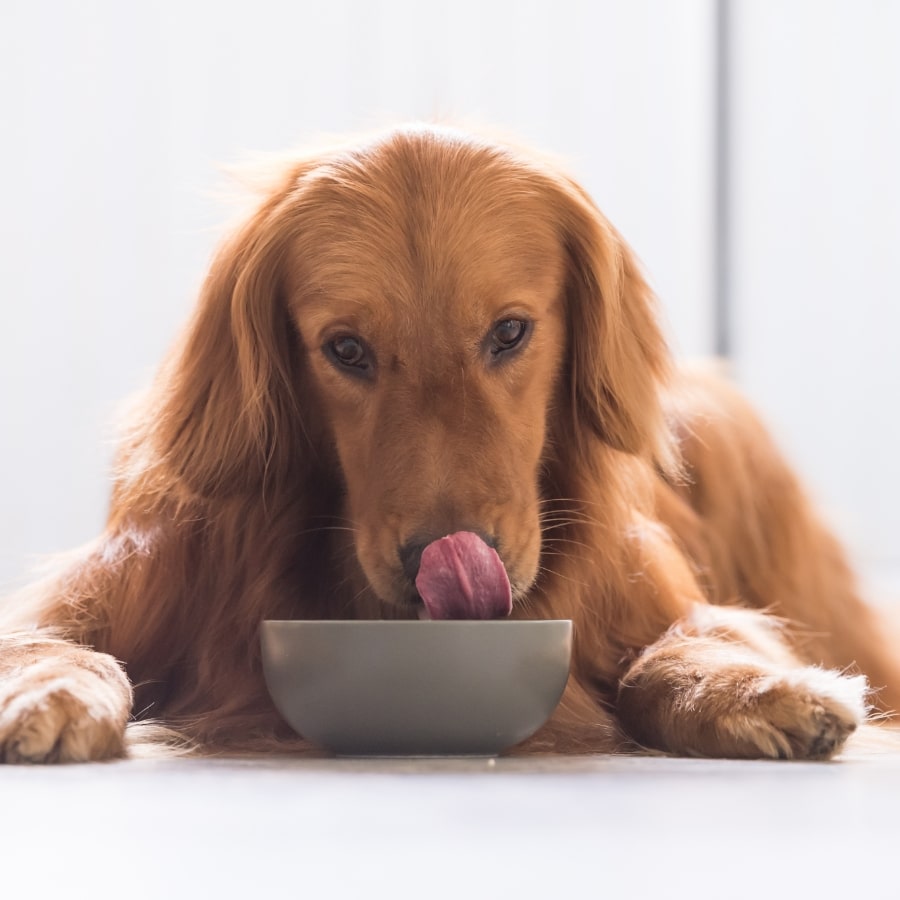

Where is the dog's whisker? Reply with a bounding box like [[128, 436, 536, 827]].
[[345, 581, 378, 614], [291, 525, 358, 539], [537, 508, 609, 527], [537, 564, 590, 591], [539, 519, 598, 533], [541, 536, 593, 553], [538, 504, 601, 518], [539, 521, 592, 535], [538, 496, 607, 508]]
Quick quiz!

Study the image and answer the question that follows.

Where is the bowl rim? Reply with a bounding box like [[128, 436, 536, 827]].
[[261, 619, 573, 627]]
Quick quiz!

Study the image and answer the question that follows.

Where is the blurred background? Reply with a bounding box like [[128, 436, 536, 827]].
[[1, 0, 898, 600]]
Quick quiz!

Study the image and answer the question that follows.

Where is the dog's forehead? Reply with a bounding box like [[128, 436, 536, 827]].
[[289, 138, 566, 323]]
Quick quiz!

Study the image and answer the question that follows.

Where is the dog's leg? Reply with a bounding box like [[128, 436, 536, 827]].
[[0, 634, 132, 763], [616, 605, 868, 759], [664, 369, 900, 714]]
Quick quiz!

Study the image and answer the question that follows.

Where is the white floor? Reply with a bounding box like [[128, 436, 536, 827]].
[[3, 747, 899, 900]]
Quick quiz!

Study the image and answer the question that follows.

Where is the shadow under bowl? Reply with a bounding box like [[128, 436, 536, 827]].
[[260, 619, 572, 757]]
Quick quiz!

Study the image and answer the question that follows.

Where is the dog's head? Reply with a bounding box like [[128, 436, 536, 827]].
[[147, 126, 672, 615]]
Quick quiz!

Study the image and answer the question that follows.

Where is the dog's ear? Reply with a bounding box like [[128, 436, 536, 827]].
[[549, 175, 677, 473], [132, 164, 316, 499]]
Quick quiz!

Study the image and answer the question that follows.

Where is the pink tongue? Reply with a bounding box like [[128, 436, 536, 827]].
[[415, 531, 512, 620]]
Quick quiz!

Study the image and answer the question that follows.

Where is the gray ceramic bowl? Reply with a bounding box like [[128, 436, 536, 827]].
[[260, 620, 572, 757]]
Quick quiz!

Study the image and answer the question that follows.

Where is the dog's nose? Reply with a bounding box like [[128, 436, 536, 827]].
[[399, 532, 498, 585]]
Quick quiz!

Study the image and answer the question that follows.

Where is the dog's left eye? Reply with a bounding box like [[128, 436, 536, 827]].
[[326, 335, 372, 377], [490, 319, 528, 356]]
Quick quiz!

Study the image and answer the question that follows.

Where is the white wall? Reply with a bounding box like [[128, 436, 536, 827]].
[[0, 0, 715, 590], [4, 1, 899, 602], [730, 0, 900, 597]]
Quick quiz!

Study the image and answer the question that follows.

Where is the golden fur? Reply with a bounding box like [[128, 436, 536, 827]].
[[1, 125, 897, 761]]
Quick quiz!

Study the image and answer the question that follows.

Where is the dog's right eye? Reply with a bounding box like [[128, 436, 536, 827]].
[[488, 318, 529, 359], [325, 336, 372, 376]]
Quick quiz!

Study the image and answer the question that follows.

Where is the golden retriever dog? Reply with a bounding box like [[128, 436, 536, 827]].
[[2, 124, 898, 763]]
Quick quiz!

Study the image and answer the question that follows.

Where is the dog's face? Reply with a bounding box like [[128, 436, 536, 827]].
[[166, 126, 670, 617], [286, 133, 569, 608]]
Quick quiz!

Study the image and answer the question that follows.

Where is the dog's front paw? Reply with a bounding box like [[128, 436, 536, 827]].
[[726, 667, 868, 760], [0, 648, 132, 763]]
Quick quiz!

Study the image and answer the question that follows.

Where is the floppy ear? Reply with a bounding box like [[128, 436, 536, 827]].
[[550, 176, 677, 474], [136, 165, 315, 499]]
